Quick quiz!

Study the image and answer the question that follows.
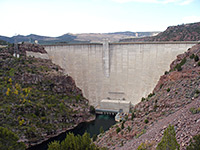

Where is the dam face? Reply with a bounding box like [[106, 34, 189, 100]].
[[44, 42, 196, 107]]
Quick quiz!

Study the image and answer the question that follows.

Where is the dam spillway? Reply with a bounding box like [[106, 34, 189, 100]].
[[43, 41, 197, 108]]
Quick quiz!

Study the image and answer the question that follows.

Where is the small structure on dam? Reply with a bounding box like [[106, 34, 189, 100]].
[[99, 99, 131, 114]]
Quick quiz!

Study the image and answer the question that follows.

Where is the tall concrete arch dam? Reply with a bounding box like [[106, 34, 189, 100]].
[[28, 41, 198, 113]]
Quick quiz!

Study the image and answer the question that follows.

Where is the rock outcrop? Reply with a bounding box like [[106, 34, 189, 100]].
[[0, 45, 94, 147]]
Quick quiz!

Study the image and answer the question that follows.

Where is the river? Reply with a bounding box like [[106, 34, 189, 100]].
[[27, 114, 116, 150]]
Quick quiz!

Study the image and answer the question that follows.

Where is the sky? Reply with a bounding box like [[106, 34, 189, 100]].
[[0, 0, 200, 37]]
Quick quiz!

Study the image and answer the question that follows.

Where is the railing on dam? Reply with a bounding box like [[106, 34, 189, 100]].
[[95, 109, 119, 115], [43, 41, 199, 46]]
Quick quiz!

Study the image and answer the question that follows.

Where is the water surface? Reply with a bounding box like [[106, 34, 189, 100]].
[[27, 114, 115, 150]]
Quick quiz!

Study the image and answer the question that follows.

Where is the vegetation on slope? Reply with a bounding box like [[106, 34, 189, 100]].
[[0, 126, 26, 150], [48, 132, 106, 150], [0, 44, 94, 147]]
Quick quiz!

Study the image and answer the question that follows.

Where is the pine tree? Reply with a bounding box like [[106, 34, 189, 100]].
[[156, 124, 180, 150], [48, 141, 60, 150], [186, 134, 200, 150], [0, 127, 26, 150]]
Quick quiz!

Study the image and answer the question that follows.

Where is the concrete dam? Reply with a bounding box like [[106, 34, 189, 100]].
[[41, 41, 197, 112]]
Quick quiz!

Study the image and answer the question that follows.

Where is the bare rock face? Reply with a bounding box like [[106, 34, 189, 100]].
[[96, 44, 200, 150]]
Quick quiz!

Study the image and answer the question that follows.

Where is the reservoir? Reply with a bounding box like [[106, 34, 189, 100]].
[[27, 114, 116, 150]]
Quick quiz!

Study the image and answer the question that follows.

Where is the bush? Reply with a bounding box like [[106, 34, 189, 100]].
[[190, 54, 195, 59], [177, 65, 182, 71], [89, 105, 95, 114], [148, 93, 155, 98], [121, 121, 125, 129], [100, 126, 104, 134], [131, 112, 135, 120], [174, 57, 186, 71], [0, 127, 26, 150], [144, 119, 149, 124], [92, 134, 97, 141], [194, 55, 199, 62], [156, 124, 180, 150], [141, 97, 145, 102], [186, 134, 200, 150], [116, 127, 121, 133], [189, 107, 200, 114], [128, 126, 131, 132], [48, 141, 60, 150], [167, 88, 170, 92], [137, 141, 154, 150]]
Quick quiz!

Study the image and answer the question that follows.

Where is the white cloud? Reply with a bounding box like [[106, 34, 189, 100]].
[[111, 0, 194, 5], [111, 0, 158, 3], [180, 0, 193, 5], [181, 16, 200, 24]]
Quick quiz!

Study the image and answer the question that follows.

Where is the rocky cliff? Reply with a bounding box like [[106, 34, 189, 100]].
[[96, 44, 200, 149], [0, 44, 95, 147], [120, 22, 200, 42]]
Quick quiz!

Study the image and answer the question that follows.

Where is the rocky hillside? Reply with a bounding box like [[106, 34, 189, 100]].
[[0, 44, 94, 147], [95, 43, 200, 149], [120, 22, 200, 42]]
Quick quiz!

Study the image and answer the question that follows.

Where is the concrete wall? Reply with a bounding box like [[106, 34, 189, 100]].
[[26, 51, 49, 60], [44, 42, 197, 107], [100, 99, 131, 113]]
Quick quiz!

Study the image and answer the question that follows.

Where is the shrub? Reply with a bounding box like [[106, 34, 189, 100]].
[[0, 127, 26, 150], [128, 126, 131, 132], [186, 134, 200, 150], [189, 107, 200, 114], [198, 61, 200, 66], [89, 105, 95, 114], [160, 84, 164, 89], [141, 97, 145, 102], [174, 57, 186, 71], [116, 127, 121, 133], [153, 104, 158, 111], [137, 141, 154, 150], [167, 88, 170, 92], [144, 119, 149, 124], [100, 126, 104, 134], [148, 93, 155, 98], [92, 134, 97, 141], [121, 121, 125, 129], [190, 54, 195, 59], [196, 89, 200, 94], [131, 112, 135, 120], [177, 65, 182, 71], [164, 71, 169, 75], [48, 141, 60, 150], [194, 55, 199, 62], [156, 124, 180, 150], [136, 129, 146, 138]]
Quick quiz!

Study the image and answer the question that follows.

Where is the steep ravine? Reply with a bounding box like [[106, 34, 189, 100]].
[[96, 44, 200, 150]]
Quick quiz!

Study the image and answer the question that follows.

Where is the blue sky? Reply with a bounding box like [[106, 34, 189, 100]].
[[0, 0, 200, 37]]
